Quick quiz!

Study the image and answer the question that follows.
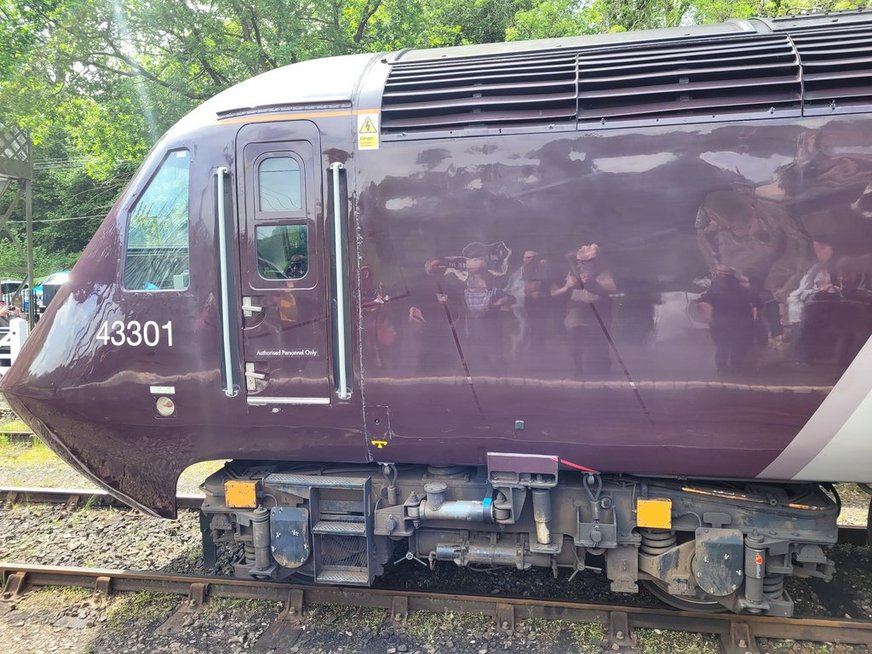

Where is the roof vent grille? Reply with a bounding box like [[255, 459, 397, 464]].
[[380, 20, 872, 138], [381, 50, 578, 134], [791, 25, 872, 113], [577, 34, 801, 127]]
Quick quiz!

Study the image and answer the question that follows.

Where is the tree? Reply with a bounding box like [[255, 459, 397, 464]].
[[1, 0, 870, 277], [507, 0, 870, 41]]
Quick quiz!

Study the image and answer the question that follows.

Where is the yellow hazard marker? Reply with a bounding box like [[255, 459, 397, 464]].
[[358, 113, 379, 150], [224, 480, 258, 509], [636, 498, 672, 529]]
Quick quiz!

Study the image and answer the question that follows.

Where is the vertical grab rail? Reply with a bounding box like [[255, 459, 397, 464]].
[[215, 166, 238, 397], [330, 162, 351, 400]]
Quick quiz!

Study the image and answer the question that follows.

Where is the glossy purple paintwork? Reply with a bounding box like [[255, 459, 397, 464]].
[[355, 115, 872, 474], [5, 24, 872, 517]]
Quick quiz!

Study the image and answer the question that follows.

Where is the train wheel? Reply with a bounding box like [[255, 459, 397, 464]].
[[641, 580, 726, 613]]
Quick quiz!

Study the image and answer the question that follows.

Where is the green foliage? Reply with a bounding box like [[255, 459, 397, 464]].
[[508, 0, 871, 40], [0, 236, 78, 280], [0, 0, 870, 275]]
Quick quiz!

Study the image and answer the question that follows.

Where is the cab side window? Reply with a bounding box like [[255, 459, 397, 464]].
[[123, 150, 190, 291], [254, 153, 308, 282], [258, 156, 302, 212], [256, 225, 308, 280]]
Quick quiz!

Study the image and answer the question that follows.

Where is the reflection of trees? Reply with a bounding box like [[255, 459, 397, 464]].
[[71, 283, 116, 375], [124, 152, 190, 290], [259, 158, 302, 211], [26, 282, 116, 379]]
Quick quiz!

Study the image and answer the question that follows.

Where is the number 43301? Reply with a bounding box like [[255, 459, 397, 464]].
[[96, 320, 173, 347]]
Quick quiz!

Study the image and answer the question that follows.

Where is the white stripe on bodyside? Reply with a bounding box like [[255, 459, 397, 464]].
[[760, 336, 872, 481], [793, 384, 872, 481]]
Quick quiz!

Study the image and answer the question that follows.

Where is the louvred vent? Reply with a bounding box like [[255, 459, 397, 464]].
[[381, 50, 578, 134], [791, 25, 872, 112], [381, 16, 872, 138], [576, 34, 801, 127]]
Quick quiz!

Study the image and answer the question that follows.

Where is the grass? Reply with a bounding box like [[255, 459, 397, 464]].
[[522, 618, 566, 646], [0, 421, 226, 493], [0, 419, 30, 433], [635, 628, 720, 654], [204, 597, 280, 617], [568, 621, 606, 650], [404, 610, 491, 642], [103, 592, 179, 633], [305, 604, 386, 632], [17, 586, 92, 611], [0, 434, 59, 467], [177, 460, 227, 494]]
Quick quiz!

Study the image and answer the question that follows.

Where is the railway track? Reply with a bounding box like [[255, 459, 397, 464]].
[[3, 485, 869, 546], [0, 485, 204, 511], [2, 486, 872, 650], [2, 562, 871, 653]]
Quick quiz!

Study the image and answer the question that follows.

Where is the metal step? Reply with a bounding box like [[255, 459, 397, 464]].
[[304, 479, 375, 587], [312, 520, 365, 536], [265, 473, 369, 489], [315, 567, 370, 585]]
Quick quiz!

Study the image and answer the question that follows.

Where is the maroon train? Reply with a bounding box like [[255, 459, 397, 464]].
[[5, 11, 872, 614]]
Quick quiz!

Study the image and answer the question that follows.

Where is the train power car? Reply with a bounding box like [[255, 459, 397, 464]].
[[5, 11, 872, 615]]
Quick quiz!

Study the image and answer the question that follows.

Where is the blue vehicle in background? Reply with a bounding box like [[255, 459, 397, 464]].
[[32, 271, 70, 313], [1, 272, 70, 315]]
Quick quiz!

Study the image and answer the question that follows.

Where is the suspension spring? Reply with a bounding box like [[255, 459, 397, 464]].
[[244, 542, 256, 565], [639, 529, 677, 556], [762, 574, 784, 599]]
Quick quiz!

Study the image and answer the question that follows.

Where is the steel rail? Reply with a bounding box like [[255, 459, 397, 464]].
[[0, 486, 204, 511], [1, 486, 867, 545], [1, 562, 871, 653]]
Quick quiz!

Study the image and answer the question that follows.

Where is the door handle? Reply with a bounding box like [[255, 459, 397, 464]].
[[241, 297, 263, 317], [244, 362, 266, 391]]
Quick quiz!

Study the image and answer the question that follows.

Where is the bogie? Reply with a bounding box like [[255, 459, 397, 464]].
[[202, 460, 836, 616]]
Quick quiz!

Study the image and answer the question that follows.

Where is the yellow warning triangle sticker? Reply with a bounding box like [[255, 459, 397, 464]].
[[359, 117, 377, 134]]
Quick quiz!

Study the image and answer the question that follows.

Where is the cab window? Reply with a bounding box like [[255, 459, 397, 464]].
[[258, 156, 302, 213], [256, 225, 308, 280], [123, 150, 190, 291]]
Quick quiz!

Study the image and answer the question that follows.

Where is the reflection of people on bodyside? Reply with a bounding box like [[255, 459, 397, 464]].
[[787, 235, 835, 327], [695, 190, 786, 342], [458, 257, 514, 372], [693, 266, 759, 374], [270, 279, 317, 376], [505, 250, 549, 358], [852, 181, 872, 219], [406, 259, 452, 372], [277, 280, 299, 323], [551, 244, 616, 378], [360, 265, 397, 369], [797, 257, 872, 371]]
